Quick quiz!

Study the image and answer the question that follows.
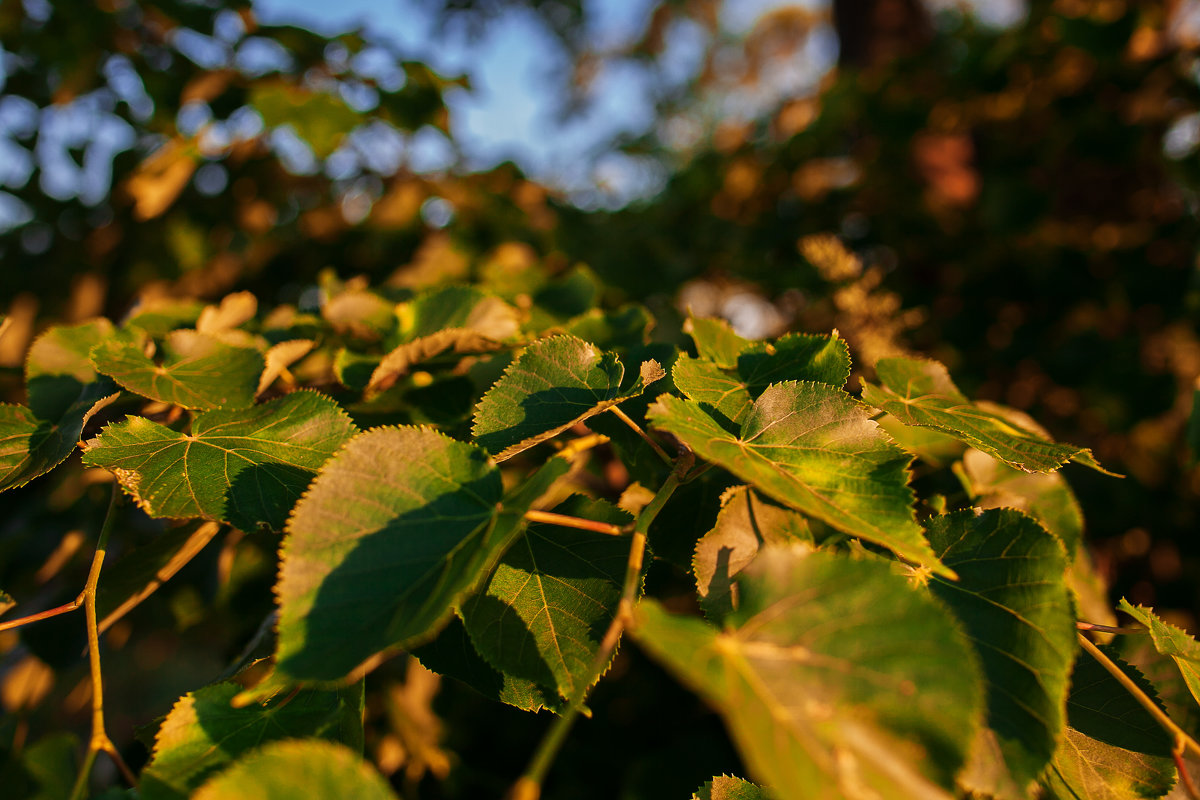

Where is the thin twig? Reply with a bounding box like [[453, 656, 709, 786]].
[[1175, 747, 1200, 800], [0, 598, 84, 633], [522, 510, 627, 537], [69, 486, 137, 800], [512, 450, 693, 800], [1075, 621, 1146, 635], [608, 406, 673, 467], [1077, 633, 1200, 761]]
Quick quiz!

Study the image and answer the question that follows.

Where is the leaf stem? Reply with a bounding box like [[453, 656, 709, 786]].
[[522, 510, 627, 537], [513, 451, 692, 799], [1174, 747, 1200, 800], [608, 405, 673, 466], [1075, 620, 1146, 635], [70, 484, 137, 799], [1077, 633, 1200, 761], [0, 598, 84, 633]]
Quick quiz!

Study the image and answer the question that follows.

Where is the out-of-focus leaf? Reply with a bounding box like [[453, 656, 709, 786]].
[[322, 288, 396, 343], [125, 138, 197, 221], [0, 732, 78, 800], [925, 509, 1076, 796], [960, 448, 1084, 555], [83, 391, 356, 531], [90, 329, 264, 410], [633, 549, 983, 798], [123, 299, 206, 337], [861, 357, 1108, 473], [257, 340, 315, 396], [472, 335, 664, 461], [560, 305, 652, 350], [192, 740, 397, 800], [686, 316, 749, 369], [693, 485, 811, 619], [196, 292, 257, 336], [24, 318, 115, 419], [0, 589, 13, 618], [648, 384, 946, 576], [139, 681, 364, 800], [251, 82, 362, 158]]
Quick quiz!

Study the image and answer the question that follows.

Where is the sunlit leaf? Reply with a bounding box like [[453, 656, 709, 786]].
[[861, 357, 1107, 473], [82, 391, 356, 531], [1119, 600, 1200, 709], [192, 740, 397, 800], [257, 340, 315, 396], [673, 332, 850, 427], [648, 383, 946, 576], [321, 288, 396, 343], [693, 485, 811, 619], [634, 549, 983, 798], [461, 496, 632, 700], [123, 298, 206, 337], [91, 329, 264, 410], [24, 318, 115, 419], [0, 385, 118, 494], [693, 775, 773, 800], [139, 681, 364, 800], [687, 316, 749, 369], [473, 335, 665, 462], [925, 509, 1076, 795], [196, 291, 257, 336], [274, 427, 504, 682]]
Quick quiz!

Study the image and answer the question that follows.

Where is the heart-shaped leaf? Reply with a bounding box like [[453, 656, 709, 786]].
[[192, 740, 397, 800], [140, 680, 364, 800], [473, 335, 665, 462], [461, 496, 632, 700], [925, 509, 1076, 796], [648, 383, 946, 576], [861, 357, 1107, 473], [83, 391, 356, 531], [634, 548, 983, 798], [91, 329, 264, 410]]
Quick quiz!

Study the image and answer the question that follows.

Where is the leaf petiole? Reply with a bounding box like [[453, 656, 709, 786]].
[[608, 405, 673, 466], [522, 509, 629, 536]]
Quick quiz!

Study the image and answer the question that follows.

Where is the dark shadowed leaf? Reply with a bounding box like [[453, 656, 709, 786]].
[[139, 681, 364, 800], [648, 383, 946, 576], [191, 740, 396, 800], [24, 318, 115, 419], [0, 384, 118, 494], [91, 329, 264, 410], [461, 496, 632, 700], [634, 549, 982, 799], [473, 335, 664, 461], [83, 391, 355, 531], [925, 509, 1076, 796]]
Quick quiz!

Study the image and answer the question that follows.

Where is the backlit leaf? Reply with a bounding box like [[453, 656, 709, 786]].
[[473, 335, 665, 462], [960, 448, 1084, 555], [925, 509, 1076, 796], [461, 496, 632, 700], [687, 316, 749, 368], [192, 740, 397, 800], [82, 391, 356, 531], [91, 329, 264, 410], [1119, 600, 1200, 709], [693, 485, 811, 619], [139, 681, 364, 800], [0, 384, 118, 494], [275, 427, 504, 682], [861, 357, 1106, 473], [633, 549, 983, 799], [24, 318, 115, 419], [647, 383, 946, 576]]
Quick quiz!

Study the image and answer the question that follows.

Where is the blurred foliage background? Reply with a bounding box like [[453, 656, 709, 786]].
[[4, 0, 1200, 797]]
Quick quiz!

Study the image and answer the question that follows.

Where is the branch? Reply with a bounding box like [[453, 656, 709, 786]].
[[522, 509, 628, 537]]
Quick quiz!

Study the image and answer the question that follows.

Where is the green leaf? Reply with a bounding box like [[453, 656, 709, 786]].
[[82, 391, 356, 531], [275, 426, 503, 682], [875, 414, 966, 468], [192, 740, 397, 800], [0, 732, 78, 800], [633, 549, 983, 798], [1066, 644, 1173, 755], [673, 332, 850, 428], [91, 329, 264, 410], [959, 448, 1084, 555], [411, 613, 563, 713], [0, 589, 13, 618], [687, 316, 750, 368], [24, 318, 115, 419], [461, 496, 632, 700], [693, 485, 811, 619], [366, 287, 521, 396], [925, 509, 1077, 795], [861, 357, 1107, 473], [123, 298, 206, 337], [139, 681, 364, 800], [647, 383, 947, 577], [0, 384, 119, 494], [693, 775, 773, 800], [1041, 728, 1176, 800], [560, 305, 653, 350], [473, 335, 665, 462], [250, 82, 362, 158], [1119, 600, 1200, 709]]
